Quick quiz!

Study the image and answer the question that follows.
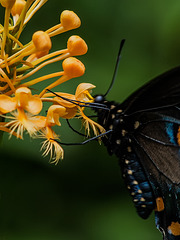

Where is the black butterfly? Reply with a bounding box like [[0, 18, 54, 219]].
[[93, 40, 180, 240]]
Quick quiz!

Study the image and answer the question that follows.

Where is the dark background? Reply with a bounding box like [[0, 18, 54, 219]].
[[1, 0, 180, 239]]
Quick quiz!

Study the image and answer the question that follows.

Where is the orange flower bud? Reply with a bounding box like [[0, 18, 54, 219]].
[[0, 0, 16, 8], [67, 35, 88, 56], [62, 57, 85, 78], [60, 10, 81, 30], [11, 0, 26, 16], [32, 31, 52, 53]]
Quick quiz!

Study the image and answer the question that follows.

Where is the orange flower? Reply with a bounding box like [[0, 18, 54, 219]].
[[44, 83, 105, 136], [38, 105, 67, 164], [0, 87, 43, 137], [0, 0, 105, 163]]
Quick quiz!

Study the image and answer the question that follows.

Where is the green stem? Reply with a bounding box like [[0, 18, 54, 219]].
[[0, 116, 4, 145]]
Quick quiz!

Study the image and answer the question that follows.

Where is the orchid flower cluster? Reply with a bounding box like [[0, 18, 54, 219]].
[[0, 0, 105, 164]]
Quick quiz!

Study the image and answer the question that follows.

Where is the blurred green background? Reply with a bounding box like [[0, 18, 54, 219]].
[[1, 0, 180, 239]]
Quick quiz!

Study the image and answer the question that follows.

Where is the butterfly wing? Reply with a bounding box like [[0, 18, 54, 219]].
[[121, 66, 180, 115], [132, 114, 180, 239], [120, 67, 180, 239]]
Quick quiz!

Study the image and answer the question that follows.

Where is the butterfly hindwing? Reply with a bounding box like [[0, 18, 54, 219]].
[[132, 110, 180, 239]]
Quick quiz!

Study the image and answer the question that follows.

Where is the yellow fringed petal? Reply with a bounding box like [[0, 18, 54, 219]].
[[39, 126, 64, 164], [79, 108, 105, 137]]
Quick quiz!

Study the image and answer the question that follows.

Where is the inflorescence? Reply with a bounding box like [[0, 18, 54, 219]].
[[0, 0, 105, 164]]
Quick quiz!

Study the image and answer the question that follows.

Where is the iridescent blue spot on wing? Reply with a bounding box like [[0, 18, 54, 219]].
[[166, 122, 176, 145]]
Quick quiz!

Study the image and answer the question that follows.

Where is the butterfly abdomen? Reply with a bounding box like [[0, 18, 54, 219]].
[[94, 98, 156, 219], [122, 150, 155, 219]]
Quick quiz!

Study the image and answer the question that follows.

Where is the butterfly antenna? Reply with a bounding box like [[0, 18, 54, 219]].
[[104, 39, 126, 97], [46, 89, 110, 111], [52, 129, 113, 146], [66, 119, 86, 137]]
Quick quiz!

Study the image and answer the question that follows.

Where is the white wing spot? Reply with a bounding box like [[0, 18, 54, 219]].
[[110, 105, 116, 110], [116, 139, 121, 145], [109, 125, 113, 130], [133, 180, 138, 185], [128, 170, 133, 175], [117, 109, 122, 113], [134, 121, 140, 129]]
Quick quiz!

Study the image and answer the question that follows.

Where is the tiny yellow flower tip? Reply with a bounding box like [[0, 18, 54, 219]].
[[62, 57, 85, 78], [11, 0, 26, 16], [60, 10, 81, 30], [0, 0, 16, 8], [67, 35, 88, 56], [32, 31, 52, 53]]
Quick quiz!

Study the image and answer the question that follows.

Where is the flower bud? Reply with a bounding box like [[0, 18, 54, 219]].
[[11, 0, 26, 16], [60, 10, 81, 30], [32, 31, 52, 53], [67, 35, 88, 56], [62, 57, 85, 78], [1, 0, 16, 8]]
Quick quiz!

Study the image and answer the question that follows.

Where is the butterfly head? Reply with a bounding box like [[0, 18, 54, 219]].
[[94, 94, 105, 104]]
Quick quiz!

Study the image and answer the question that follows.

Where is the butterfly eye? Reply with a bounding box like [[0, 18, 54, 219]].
[[94, 95, 104, 103]]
